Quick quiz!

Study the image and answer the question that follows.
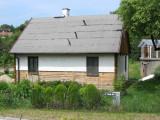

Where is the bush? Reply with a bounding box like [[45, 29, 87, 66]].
[[44, 87, 54, 108], [114, 75, 126, 92], [122, 80, 160, 112], [14, 80, 32, 99], [54, 84, 67, 108], [0, 83, 13, 107], [0, 81, 9, 91], [80, 84, 101, 109], [154, 66, 160, 80], [39, 81, 61, 88], [63, 81, 81, 88], [99, 90, 113, 111], [31, 84, 45, 108], [66, 83, 81, 109]]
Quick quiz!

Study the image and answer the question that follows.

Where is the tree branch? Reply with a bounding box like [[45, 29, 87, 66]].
[[151, 35, 160, 51]]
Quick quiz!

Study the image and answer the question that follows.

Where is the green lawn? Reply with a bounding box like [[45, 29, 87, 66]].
[[129, 60, 141, 80], [0, 109, 159, 120]]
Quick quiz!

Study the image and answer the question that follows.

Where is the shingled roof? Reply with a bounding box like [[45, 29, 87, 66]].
[[138, 39, 160, 47], [10, 15, 124, 54]]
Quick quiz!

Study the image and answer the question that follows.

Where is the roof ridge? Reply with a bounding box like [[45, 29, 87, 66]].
[[32, 14, 119, 20]]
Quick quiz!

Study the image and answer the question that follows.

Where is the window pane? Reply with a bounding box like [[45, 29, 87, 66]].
[[28, 57, 38, 73], [151, 47, 156, 58], [87, 57, 99, 76]]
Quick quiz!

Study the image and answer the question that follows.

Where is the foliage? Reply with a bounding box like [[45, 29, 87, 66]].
[[54, 84, 67, 108], [0, 21, 28, 68], [0, 81, 9, 91], [0, 24, 14, 32], [44, 87, 54, 108], [0, 79, 159, 112], [80, 84, 101, 109], [118, 0, 160, 37], [39, 81, 61, 88], [129, 60, 141, 80], [14, 80, 32, 99], [154, 66, 160, 80], [66, 83, 81, 109], [118, 0, 160, 60], [114, 76, 126, 92], [0, 82, 13, 107], [31, 84, 45, 108], [122, 79, 160, 112], [100, 90, 113, 111]]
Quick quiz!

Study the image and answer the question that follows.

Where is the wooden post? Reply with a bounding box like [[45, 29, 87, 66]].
[[17, 56, 20, 83], [14, 54, 17, 83]]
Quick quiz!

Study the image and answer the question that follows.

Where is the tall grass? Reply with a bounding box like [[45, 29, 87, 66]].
[[129, 60, 141, 80], [121, 80, 160, 113]]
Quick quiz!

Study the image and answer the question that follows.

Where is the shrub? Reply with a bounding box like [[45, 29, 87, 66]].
[[63, 81, 81, 88], [44, 87, 54, 108], [39, 81, 61, 88], [154, 66, 160, 80], [114, 75, 126, 92], [121, 80, 160, 112], [0, 83, 13, 107], [54, 84, 67, 108], [31, 84, 45, 108], [0, 81, 9, 91], [80, 84, 101, 109], [66, 83, 81, 109], [14, 80, 32, 99]]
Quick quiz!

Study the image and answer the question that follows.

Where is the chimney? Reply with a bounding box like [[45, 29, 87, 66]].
[[62, 8, 70, 17]]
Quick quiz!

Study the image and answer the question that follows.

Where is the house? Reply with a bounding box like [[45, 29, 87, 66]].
[[0, 29, 12, 36], [10, 9, 130, 89], [138, 39, 160, 77]]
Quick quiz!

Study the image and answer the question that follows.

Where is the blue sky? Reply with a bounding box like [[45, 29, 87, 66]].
[[0, 0, 121, 26]]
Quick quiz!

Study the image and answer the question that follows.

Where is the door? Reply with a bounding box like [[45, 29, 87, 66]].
[[143, 64, 147, 77]]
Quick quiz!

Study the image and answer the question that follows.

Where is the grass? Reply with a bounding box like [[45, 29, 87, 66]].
[[122, 79, 160, 113], [129, 60, 141, 80], [0, 108, 159, 120]]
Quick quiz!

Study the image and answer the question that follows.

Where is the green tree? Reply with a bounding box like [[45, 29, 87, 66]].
[[0, 24, 14, 32], [0, 21, 27, 69], [118, 0, 160, 60]]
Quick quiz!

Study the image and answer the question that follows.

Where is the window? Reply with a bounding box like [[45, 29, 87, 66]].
[[144, 46, 149, 58], [151, 46, 156, 58], [125, 56, 127, 72], [87, 57, 99, 77], [28, 56, 38, 74]]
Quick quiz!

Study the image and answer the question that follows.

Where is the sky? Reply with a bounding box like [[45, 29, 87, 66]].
[[0, 0, 121, 26]]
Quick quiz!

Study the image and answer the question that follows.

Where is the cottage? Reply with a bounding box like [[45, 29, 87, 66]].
[[138, 39, 160, 77], [0, 29, 12, 36], [10, 9, 129, 89]]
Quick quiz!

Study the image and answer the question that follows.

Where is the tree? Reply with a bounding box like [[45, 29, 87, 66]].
[[118, 0, 160, 59], [0, 21, 27, 70], [0, 24, 15, 32]]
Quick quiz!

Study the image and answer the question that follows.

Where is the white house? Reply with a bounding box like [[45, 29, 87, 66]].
[[10, 9, 129, 89]]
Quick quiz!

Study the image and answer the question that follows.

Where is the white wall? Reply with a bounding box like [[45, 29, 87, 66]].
[[16, 54, 115, 72], [117, 55, 128, 80], [16, 55, 28, 70], [39, 55, 86, 72]]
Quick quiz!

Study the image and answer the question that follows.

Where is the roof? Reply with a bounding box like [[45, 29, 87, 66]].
[[138, 39, 160, 47], [10, 14, 124, 54]]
